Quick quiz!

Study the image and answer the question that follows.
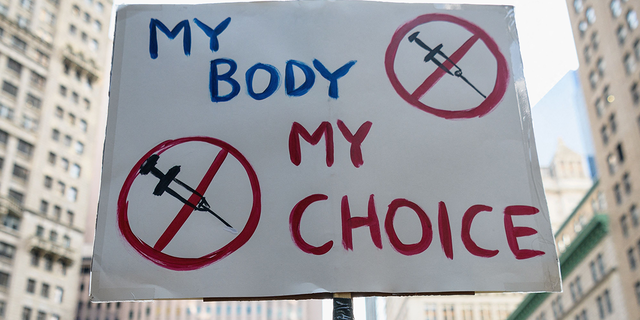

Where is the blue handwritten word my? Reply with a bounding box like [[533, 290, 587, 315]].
[[149, 17, 231, 59]]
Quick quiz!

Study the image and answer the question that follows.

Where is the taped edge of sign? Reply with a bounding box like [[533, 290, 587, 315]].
[[503, 6, 562, 292]]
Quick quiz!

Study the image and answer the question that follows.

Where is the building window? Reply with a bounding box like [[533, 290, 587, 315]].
[[0, 242, 15, 259], [35, 225, 43, 237], [54, 286, 63, 303], [26, 279, 35, 293], [8, 190, 23, 206], [35, 51, 49, 67], [604, 290, 613, 314], [41, 283, 49, 298], [7, 58, 22, 74], [601, 125, 609, 145], [622, 215, 629, 237], [598, 253, 605, 274], [49, 230, 57, 243], [61, 158, 68, 171], [437, 304, 452, 320], [616, 143, 625, 163], [597, 57, 605, 75], [44, 255, 53, 271], [30, 250, 39, 266], [39, 200, 48, 215], [22, 307, 31, 320], [618, 25, 628, 44], [631, 82, 639, 104], [625, 53, 636, 74], [17, 139, 34, 158], [611, 0, 622, 16], [93, 20, 102, 32], [26, 94, 41, 109], [590, 71, 599, 88], [552, 296, 564, 319], [59, 261, 67, 275], [30, 72, 45, 90], [0, 130, 7, 146], [597, 296, 605, 319], [20, 0, 32, 10], [614, 183, 623, 205], [53, 206, 61, 221], [584, 46, 591, 63], [67, 211, 74, 226], [607, 152, 618, 175], [585, 7, 596, 24], [579, 21, 588, 35], [12, 36, 26, 51], [574, 0, 583, 13], [628, 10, 639, 29], [591, 256, 603, 282], [0, 272, 9, 290], [63, 135, 71, 147], [3, 211, 20, 231], [21, 115, 38, 132], [629, 247, 637, 269], [570, 280, 579, 302], [70, 164, 81, 178], [609, 113, 618, 134], [631, 204, 639, 227], [47, 152, 56, 165], [0, 104, 14, 120], [57, 181, 65, 196], [75, 141, 84, 154], [68, 187, 77, 202], [2, 81, 18, 97], [42, 10, 56, 26], [55, 106, 63, 118], [12, 164, 29, 182], [36, 311, 45, 320], [62, 235, 70, 248], [577, 309, 587, 320], [623, 172, 632, 194], [51, 129, 59, 141], [44, 176, 52, 189], [90, 39, 98, 51]]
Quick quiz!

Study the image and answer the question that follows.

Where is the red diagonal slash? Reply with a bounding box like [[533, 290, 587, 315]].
[[411, 34, 480, 99], [153, 149, 229, 251]]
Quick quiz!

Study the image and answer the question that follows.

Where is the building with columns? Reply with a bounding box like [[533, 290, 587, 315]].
[[0, 0, 112, 318]]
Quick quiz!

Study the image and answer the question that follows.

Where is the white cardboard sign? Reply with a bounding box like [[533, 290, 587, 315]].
[[92, 2, 561, 301]]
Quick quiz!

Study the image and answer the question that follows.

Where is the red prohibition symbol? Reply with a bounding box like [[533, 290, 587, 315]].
[[385, 13, 509, 119], [117, 136, 261, 271]]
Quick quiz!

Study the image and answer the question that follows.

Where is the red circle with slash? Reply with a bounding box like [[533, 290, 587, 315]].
[[385, 13, 509, 119], [117, 136, 261, 271]]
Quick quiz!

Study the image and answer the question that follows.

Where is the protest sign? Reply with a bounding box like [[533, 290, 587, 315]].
[[92, 2, 560, 301]]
